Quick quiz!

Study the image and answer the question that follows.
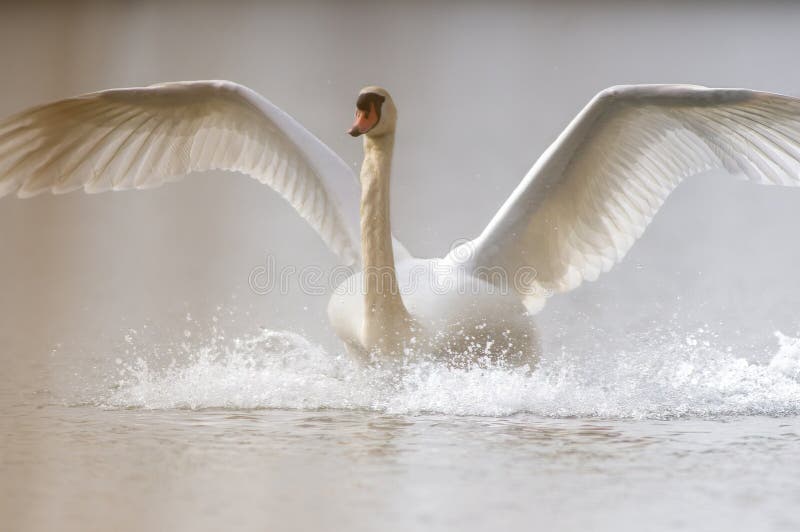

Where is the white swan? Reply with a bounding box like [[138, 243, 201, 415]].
[[2, 81, 800, 364]]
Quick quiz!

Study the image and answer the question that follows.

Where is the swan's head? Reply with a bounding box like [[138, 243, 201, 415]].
[[348, 86, 396, 138]]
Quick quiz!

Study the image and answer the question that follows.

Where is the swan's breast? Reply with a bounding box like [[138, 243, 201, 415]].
[[327, 258, 539, 364]]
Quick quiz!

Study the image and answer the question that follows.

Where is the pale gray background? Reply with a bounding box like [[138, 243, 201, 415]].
[[0, 1, 798, 383]]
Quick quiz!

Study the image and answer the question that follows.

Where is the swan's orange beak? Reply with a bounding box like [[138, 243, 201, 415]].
[[348, 102, 379, 137]]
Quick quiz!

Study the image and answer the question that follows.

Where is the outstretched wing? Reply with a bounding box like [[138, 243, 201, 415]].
[[0, 80, 369, 264], [448, 84, 800, 312]]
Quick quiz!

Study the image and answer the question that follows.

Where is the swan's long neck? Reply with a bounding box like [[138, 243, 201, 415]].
[[359, 133, 410, 347]]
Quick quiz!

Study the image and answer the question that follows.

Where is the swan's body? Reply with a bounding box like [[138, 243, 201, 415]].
[[327, 256, 538, 364], [3, 80, 800, 365]]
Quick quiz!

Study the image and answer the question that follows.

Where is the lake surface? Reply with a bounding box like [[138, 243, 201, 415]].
[[3, 326, 800, 532]]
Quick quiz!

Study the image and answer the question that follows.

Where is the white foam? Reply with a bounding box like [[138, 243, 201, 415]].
[[103, 328, 800, 418]]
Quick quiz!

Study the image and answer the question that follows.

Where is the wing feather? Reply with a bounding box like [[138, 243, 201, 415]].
[[0, 80, 378, 265], [451, 85, 800, 312]]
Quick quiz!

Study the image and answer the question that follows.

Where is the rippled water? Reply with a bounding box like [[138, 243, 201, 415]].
[[3, 325, 800, 532]]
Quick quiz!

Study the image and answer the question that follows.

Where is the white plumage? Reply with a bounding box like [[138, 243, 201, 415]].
[[2, 81, 800, 363], [449, 84, 800, 311], [0, 80, 362, 265]]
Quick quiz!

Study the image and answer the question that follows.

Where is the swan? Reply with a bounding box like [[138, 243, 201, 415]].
[[2, 81, 800, 365]]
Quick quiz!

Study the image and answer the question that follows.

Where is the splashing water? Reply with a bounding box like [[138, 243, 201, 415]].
[[103, 327, 800, 418]]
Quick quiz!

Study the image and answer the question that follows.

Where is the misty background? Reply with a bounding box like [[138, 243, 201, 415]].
[[2, 0, 800, 396]]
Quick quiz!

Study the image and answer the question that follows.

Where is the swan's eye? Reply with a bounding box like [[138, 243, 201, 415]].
[[356, 92, 385, 119]]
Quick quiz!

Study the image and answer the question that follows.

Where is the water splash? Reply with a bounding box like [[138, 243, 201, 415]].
[[103, 328, 800, 418]]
